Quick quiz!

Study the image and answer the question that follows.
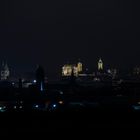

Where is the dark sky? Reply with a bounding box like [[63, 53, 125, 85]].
[[0, 0, 139, 79]]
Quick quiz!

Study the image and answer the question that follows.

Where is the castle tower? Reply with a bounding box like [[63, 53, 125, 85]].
[[77, 61, 83, 73], [98, 58, 103, 71], [1, 62, 10, 80]]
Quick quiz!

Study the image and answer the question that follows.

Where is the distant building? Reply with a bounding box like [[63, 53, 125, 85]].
[[107, 68, 117, 79], [1, 62, 10, 80], [35, 65, 45, 91], [98, 58, 103, 71], [62, 64, 78, 77], [133, 67, 140, 75], [61, 58, 119, 82], [77, 62, 83, 72], [62, 61, 83, 77]]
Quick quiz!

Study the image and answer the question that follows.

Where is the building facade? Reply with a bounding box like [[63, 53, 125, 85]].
[[62, 62, 83, 77]]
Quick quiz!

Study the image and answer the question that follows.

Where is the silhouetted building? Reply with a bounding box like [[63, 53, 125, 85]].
[[107, 68, 117, 79], [133, 67, 140, 76], [1, 62, 10, 80], [18, 78, 23, 89], [35, 65, 45, 91], [69, 67, 76, 85]]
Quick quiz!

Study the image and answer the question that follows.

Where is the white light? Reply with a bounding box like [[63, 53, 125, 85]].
[[35, 105, 39, 108], [40, 82, 43, 91], [19, 106, 23, 109], [33, 80, 37, 83], [53, 104, 56, 108]]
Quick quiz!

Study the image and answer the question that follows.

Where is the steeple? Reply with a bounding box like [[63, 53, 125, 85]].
[[98, 58, 103, 71], [1, 61, 10, 80]]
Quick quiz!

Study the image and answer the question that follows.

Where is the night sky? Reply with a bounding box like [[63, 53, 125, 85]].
[[0, 0, 139, 79]]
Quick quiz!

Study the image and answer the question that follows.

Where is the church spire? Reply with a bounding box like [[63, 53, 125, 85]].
[[98, 58, 103, 71], [1, 61, 10, 80]]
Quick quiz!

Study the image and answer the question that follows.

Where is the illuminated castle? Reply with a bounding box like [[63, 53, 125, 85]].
[[62, 62, 83, 77], [1, 62, 10, 80]]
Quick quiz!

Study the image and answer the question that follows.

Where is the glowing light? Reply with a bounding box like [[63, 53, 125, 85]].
[[20, 101, 23, 104], [33, 80, 37, 83], [0, 106, 6, 112], [35, 105, 39, 108], [60, 91, 63, 95], [59, 101, 63, 104], [133, 105, 140, 110], [62, 63, 80, 77], [12, 82, 15, 85], [53, 104, 56, 108], [40, 82, 43, 91], [77, 62, 83, 72], [19, 106, 23, 109], [138, 102, 140, 105]]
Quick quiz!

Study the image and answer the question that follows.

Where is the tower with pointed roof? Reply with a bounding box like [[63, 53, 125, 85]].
[[1, 62, 10, 80], [98, 58, 103, 71]]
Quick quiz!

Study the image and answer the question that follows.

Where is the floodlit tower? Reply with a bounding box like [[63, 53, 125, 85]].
[[77, 62, 83, 73], [98, 58, 103, 71]]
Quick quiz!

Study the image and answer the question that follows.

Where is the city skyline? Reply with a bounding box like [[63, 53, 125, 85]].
[[0, 0, 140, 79], [0, 58, 139, 80], [1, 0, 140, 132]]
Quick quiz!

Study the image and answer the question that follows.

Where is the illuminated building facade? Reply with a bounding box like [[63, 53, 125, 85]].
[[62, 62, 83, 77], [62, 58, 118, 82], [77, 62, 83, 72], [1, 62, 10, 80]]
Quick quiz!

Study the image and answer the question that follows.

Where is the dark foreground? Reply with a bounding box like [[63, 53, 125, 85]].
[[1, 109, 140, 133], [0, 81, 140, 135]]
